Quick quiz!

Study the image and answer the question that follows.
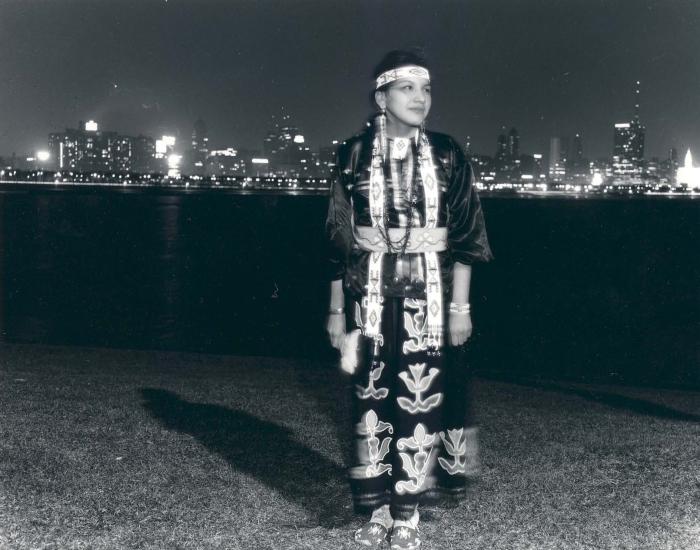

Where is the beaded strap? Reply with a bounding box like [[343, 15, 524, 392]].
[[363, 123, 444, 352]]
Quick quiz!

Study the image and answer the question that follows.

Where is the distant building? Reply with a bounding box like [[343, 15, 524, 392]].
[[548, 137, 566, 180], [571, 133, 583, 164], [676, 149, 700, 189], [190, 118, 209, 175], [518, 153, 546, 182], [206, 147, 263, 177], [669, 147, 678, 168], [207, 148, 242, 176], [48, 125, 85, 171], [548, 137, 560, 174], [612, 81, 645, 177], [565, 133, 589, 182], [612, 123, 636, 176], [658, 148, 680, 182], [517, 154, 536, 181], [154, 135, 178, 175], [109, 134, 133, 173], [263, 112, 312, 177], [494, 128, 508, 173], [612, 120, 644, 176], [317, 144, 336, 178], [48, 120, 155, 174], [630, 80, 646, 162], [532, 154, 546, 180], [469, 154, 495, 184], [507, 127, 519, 160], [48, 120, 128, 172], [492, 126, 521, 180], [132, 135, 156, 174]]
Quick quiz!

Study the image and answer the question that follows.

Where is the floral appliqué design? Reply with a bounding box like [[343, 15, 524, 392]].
[[395, 423, 437, 494], [356, 361, 389, 400], [358, 409, 393, 478], [438, 427, 480, 476], [397, 362, 443, 414], [402, 298, 430, 355]]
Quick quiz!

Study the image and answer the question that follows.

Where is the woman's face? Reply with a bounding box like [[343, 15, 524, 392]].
[[377, 75, 432, 128]]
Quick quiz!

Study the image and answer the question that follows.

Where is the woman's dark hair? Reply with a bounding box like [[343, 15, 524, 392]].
[[367, 48, 431, 115], [372, 48, 431, 90], [369, 48, 430, 116]]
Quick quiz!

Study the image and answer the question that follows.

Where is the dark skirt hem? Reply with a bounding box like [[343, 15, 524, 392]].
[[351, 477, 480, 516]]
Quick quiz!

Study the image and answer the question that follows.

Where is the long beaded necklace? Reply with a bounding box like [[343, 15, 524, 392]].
[[376, 139, 421, 255]]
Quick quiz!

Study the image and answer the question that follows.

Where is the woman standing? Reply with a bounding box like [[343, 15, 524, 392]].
[[325, 49, 494, 549]]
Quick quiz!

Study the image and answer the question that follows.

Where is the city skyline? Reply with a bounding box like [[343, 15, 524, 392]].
[[1, 0, 698, 160], [8, 78, 697, 187], [6, 86, 694, 173], [28, 104, 661, 163], [2, 73, 695, 168]]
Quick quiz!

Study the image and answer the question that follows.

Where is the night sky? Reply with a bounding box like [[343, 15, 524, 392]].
[[1, 0, 698, 161]]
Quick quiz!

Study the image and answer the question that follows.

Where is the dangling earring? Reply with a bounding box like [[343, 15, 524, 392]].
[[378, 108, 387, 162]]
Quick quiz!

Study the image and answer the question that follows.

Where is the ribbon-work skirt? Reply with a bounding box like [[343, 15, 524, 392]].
[[345, 295, 479, 520]]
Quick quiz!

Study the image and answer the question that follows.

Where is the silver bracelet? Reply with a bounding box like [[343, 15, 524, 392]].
[[449, 302, 471, 314], [328, 307, 345, 315]]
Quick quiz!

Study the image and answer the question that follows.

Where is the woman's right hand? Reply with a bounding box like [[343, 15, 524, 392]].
[[326, 313, 346, 350]]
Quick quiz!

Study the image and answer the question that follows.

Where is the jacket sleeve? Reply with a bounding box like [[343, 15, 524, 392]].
[[324, 143, 354, 281], [445, 138, 495, 265]]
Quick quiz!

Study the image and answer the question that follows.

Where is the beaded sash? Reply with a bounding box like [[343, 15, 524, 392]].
[[361, 132, 443, 351]]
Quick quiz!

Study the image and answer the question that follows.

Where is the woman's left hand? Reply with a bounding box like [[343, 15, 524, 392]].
[[448, 312, 472, 346]]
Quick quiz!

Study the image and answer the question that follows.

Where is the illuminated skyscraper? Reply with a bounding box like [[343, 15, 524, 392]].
[[48, 120, 139, 173], [190, 118, 209, 175], [495, 128, 508, 171], [548, 137, 565, 179], [533, 153, 545, 180], [548, 137, 560, 173], [109, 134, 133, 173], [613, 124, 637, 176], [48, 121, 107, 172], [48, 129, 80, 171], [612, 81, 645, 176], [263, 111, 311, 177], [613, 123, 633, 155], [572, 133, 583, 164], [630, 80, 645, 162], [507, 127, 519, 160]]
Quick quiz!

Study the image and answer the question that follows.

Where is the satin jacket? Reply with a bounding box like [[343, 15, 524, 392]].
[[325, 127, 494, 300]]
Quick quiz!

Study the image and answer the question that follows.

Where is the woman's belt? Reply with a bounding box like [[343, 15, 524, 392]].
[[354, 226, 447, 253]]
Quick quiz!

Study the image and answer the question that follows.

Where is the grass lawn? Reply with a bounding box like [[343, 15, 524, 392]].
[[0, 343, 698, 550]]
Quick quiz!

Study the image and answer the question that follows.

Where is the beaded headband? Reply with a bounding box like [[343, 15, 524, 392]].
[[375, 65, 430, 89]]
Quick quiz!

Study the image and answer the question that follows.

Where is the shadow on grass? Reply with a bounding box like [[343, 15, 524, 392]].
[[485, 375, 700, 422], [139, 388, 354, 528], [293, 366, 355, 474]]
